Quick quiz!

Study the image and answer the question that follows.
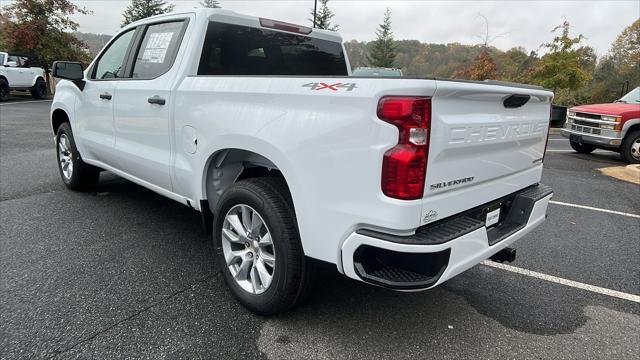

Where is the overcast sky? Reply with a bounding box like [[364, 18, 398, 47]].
[[26, 0, 640, 55]]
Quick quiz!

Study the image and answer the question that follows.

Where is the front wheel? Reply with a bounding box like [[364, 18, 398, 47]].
[[570, 140, 596, 154], [56, 123, 100, 190], [0, 78, 9, 101], [31, 78, 47, 99], [213, 177, 313, 315], [620, 130, 640, 164]]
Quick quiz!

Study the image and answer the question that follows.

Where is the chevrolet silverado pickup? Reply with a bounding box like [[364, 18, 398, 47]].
[[0, 51, 47, 101], [50, 9, 553, 315], [562, 87, 640, 163]]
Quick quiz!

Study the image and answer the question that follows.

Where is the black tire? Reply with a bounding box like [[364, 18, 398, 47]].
[[56, 123, 100, 190], [620, 130, 640, 164], [0, 77, 9, 101], [31, 78, 47, 99], [213, 177, 314, 315], [570, 140, 596, 154]]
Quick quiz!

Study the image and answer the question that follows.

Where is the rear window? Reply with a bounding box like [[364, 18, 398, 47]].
[[198, 21, 347, 76]]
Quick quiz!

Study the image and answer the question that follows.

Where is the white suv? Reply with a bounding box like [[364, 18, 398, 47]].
[[0, 51, 47, 101]]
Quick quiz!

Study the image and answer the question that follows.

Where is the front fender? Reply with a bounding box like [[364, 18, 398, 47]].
[[622, 119, 640, 136], [50, 80, 80, 136]]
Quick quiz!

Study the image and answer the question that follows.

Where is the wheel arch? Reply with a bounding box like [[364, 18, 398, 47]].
[[624, 122, 640, 135], [201, 148, 293, 216], [51, 108, 70, 135]]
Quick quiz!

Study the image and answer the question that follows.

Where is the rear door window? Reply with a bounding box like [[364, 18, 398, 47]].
[[198, 22, 347, 76], [131, 21, 187, 79]]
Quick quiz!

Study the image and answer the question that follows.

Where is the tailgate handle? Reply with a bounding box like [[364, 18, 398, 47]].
[[503, 94, 530, 108]]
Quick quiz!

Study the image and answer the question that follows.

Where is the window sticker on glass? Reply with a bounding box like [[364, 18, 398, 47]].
[[141, 32, 174, 63]]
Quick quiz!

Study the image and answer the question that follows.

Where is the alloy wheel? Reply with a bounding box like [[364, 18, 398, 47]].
[[58, 134, 74, 180], [221, 204, 276, 294]]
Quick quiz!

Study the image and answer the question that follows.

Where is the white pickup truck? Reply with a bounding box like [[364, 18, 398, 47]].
[[0, 51, 47, 101], [51, 9, 553, 315]]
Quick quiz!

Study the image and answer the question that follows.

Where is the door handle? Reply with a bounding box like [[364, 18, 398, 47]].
[[147, 96, 166, 105], [99, 93, 112, 100]]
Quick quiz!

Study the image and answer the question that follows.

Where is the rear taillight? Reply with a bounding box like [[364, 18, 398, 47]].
[[377, 96, 431, 200]]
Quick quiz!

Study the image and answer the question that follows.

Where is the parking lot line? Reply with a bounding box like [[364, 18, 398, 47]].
[[549, 200, 640, 219], [0, 100, 52, 106], [545, 149, 609, 153], [482, 261, 640, 303]]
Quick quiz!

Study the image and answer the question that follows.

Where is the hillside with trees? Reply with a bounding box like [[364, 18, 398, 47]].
[[346, 19, 638, 105]]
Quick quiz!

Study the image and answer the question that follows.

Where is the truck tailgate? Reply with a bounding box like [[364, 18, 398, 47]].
[[421, 80, 553, 224]]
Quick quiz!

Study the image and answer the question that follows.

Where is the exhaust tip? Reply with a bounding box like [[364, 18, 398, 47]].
[[490, 247, 516, 263]]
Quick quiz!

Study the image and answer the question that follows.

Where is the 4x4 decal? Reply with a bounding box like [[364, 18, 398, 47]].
[[302, 82, 357, 91]]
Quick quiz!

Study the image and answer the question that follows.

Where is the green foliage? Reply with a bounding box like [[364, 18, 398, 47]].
[[2, 0, 91, 73], [122, 0, 174, 27], [368, 8, 396, 68], [200, 0, 221, 8], [310, 0, 338, 31], [610, 19, 640, 93], [529, 21, 594, 104]]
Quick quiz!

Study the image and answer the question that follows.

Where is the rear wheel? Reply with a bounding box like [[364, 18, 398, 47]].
[[31, 78, 47, 99], [0, 78, 9, 101], [620, 130, 640, 164], [213, 177, 313, 315], [570, 140, 596, 154], [56, 123, 100, 190]]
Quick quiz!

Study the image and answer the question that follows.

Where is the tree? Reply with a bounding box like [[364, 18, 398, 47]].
[[610, 19, 640, 89], [122, 0, 174, 26], [200, 0, 221, 8], [310, 0, 338, 31], [474, 13, 508, 47], [368, 8, 396, 68], [529, 21, 593, 103], [2, 0, 90, 82], [452, 49, 498, 80]]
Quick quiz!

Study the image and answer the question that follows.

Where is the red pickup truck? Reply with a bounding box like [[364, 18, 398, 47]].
[[562, 87, 640, 163]]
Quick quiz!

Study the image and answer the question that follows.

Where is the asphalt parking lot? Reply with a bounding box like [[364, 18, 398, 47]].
[[1, 97, 639, 359]]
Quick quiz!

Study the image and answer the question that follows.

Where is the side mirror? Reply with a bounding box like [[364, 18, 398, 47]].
[[52, 61, 84, 81], [5, 61, 18, 68]]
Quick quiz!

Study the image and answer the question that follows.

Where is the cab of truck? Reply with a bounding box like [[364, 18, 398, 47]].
[[562, 87, 640, 163]]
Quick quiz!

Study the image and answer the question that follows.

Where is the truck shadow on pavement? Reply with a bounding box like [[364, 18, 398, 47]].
[[85, 176, 638, 356]]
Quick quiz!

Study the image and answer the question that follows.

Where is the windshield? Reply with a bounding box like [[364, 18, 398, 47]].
[[618, 87, 640, 103], [0, 53, 4, 65]]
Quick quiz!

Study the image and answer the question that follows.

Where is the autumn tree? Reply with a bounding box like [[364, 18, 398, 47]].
[[310, 0, 339, 31], [200, 0, 221, 8], [452, 49, 498, 80], [122, 0, 174, 26], [2, 0, 90, 83], [610, 19, 640, 89], [529, 21, 593, 104], [368, 8, 396, 68]]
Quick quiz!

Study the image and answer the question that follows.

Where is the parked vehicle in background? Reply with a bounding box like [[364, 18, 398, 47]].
[[562, 87, 640, 163], [352, 67, 403, 77], [50, 9, 553, 315], [0, 51, 47, 101]]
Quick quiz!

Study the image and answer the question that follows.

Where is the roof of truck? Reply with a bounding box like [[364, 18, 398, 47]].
[[127, 8, 343, 43]]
